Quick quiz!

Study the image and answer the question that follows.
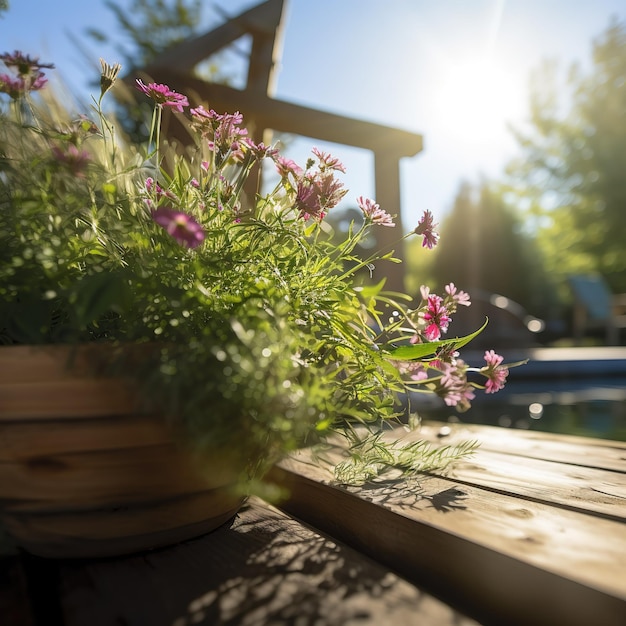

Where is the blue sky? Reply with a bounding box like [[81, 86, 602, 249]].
[[2, 0, 625, 231]]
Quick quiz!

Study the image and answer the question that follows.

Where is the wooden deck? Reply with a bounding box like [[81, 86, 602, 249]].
[[2, 422, 625, 626]]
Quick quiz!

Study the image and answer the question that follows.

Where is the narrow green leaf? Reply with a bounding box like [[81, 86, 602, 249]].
[[385, 318, 489, 360], [354, 278, 386, 298]]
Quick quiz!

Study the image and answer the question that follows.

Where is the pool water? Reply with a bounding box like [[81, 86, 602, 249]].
[[409, 346, 626, 441], [416, 378, 626, 441]]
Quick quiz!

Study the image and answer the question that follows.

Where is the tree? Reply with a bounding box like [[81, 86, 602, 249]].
[[87, 0, 205, 72], [506, 18, 626, 293], [428, 179, 553, 318], [85, 0, 234, 143]]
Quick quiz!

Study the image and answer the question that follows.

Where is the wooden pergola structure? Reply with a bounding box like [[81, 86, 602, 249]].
[[139, 0, 423, 293]]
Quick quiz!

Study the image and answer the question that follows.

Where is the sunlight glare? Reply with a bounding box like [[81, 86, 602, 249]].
[[432, 55, 526, 149]]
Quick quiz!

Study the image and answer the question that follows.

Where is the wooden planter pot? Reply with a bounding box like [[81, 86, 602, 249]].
[[0, 344, 244, 559]]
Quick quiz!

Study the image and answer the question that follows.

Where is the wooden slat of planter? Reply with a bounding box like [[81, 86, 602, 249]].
[[269, 449, 626, 626], [417, 421, 626, 472], [0, 380, 137, 419], [6, 491, 243, 560], [54, 497, 477, 626], [0, 416, 172, 461], [4, 490, 240, 542], [0, 344, 156, 383], [0, 444, 235, 509], [0, 344, 244, 561], [0, 344, 89, 383]]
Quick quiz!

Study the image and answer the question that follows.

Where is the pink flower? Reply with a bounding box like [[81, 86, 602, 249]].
[[0, 71, 47, 98], [189, 105, 215, 132], [356, 196, 395, 227], [414, 210, 439, 249], [0, 50, 54, 74], [312, 148, 346, 173], [294, 170, 347, 220], [482, 350, 509, 394], [484, 349, 504, 368], [392, 360, 428, 381], [143, 177, 178, 209], [145, 177, 177, 199], [152, 208, 205, 248], [436, 360, 475, 410], [51, 144, 91, 177], [243, 138, 279, 160], [274, 156, 303, 179], [0, 51, 53, 98], [294, 179, 321, 220], [135, 79, 188, 112], [445, 283, 471, 307], [145, 177, 160, 194], [423, 295, 451, 341], [189, 106, 248, 159], [314, 170, 347, 212]]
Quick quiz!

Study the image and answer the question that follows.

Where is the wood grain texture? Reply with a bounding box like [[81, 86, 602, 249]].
[[51, 497, 478, 626], [0, 345, 243, 559], [268, 423, 626, 626], [0, 344, 137, 419], [417, 421, 626, 472]]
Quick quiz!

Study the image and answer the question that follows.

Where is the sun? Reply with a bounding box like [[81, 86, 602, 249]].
[[430, 55, 526, 149]]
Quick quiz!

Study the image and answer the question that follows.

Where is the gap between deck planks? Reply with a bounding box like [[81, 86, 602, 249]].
[[268, 421, 626, 626]]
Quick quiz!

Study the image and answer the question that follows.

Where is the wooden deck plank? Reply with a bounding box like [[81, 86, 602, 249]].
[[6, 422, 626, 625], [445, 450, 626, 521], [43, 497, 476, 626], [384, 423, 626, 519], [417, 421, 626, 472], [268, 425, 626, 626], [271, 453, 626, 593], [297, 425, 626, 519]]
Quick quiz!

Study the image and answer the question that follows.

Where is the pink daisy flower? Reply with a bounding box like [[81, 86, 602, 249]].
[[152, 208, 205, 248], [135, 79, 188, 112], [356, 196, 395, 227]]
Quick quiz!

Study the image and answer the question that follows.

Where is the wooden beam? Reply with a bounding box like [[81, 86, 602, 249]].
[[147, 0, 286, 72], [373, 153, 406, 293], [246, 1, 286, 95], [135, 0, 424, 293], [135, 68, 423, 159]]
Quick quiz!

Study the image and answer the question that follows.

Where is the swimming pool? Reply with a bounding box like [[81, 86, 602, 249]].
[[413, 347, 626, 441]]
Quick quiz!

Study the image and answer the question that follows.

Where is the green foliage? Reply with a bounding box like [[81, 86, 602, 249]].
[[0, 57, 509, 487], [85, 0, 235, 145], [404, 234, 436, 296], [333, 432, 479, 486], [87, 0, 204, 70], [430, 180, 553, 318], [506, 18, 626, 294]]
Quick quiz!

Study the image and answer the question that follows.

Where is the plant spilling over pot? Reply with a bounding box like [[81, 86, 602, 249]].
[[0, 52, 522, 489]]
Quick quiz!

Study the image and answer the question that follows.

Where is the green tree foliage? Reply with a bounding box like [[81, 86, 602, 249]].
[[428, 180, 553, 317], [506, 18, 626, 293], [403, 231, 436, 296], [87, 0, 204, 71], [86, 0, 232, 144]]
